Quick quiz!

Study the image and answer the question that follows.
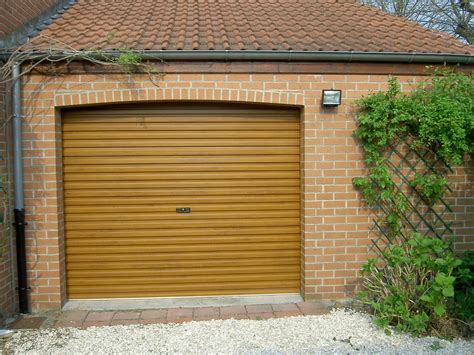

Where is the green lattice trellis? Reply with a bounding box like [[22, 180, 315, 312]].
[[369, 135, 454, 254]]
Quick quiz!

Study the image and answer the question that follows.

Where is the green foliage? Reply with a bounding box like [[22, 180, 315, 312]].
[[114, 49, 143, 73], [452, 250, 474, 323], [353, 77, 410, 235], [409, 173, 447, 204], [359, 233, 464, 336], [353, 70, 474, 234], [409, 71, 474, 165], [354, 77, 409, 154], [354, 69, 474, 337], [356, 70, 473, 167]]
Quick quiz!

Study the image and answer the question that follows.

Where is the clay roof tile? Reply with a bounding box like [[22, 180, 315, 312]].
[[29, 0, 473, 55]]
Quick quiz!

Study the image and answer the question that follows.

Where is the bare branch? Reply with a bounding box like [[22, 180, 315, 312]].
[[359, 0, 474, 43], [0, 34, 165, 86]]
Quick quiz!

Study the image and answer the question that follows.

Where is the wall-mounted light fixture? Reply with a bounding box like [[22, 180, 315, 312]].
[[322, 89, 342, 107]]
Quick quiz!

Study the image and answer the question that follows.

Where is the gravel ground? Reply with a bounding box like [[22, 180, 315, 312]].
[[3, 309, 473, 354]]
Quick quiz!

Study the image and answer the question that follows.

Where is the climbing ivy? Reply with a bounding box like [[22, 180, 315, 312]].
[[353, 69, 474, 236], [409, 173, 447, 205]]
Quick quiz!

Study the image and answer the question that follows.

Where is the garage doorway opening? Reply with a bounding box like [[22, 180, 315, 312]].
[[61, 102, 301, 301]]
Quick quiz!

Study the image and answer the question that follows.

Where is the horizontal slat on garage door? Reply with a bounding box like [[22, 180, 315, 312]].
[[64, 162, 300, 173], [62, 103, 301, 299], [66, 202, 299, 213]]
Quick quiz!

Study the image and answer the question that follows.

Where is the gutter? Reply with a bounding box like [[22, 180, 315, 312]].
[[0, 50, 473, 64], [11, 63, 29, 314], [133, 50, 474, 64]]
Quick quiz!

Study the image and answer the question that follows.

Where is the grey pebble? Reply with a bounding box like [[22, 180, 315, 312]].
[[4, 309, 473, 354]]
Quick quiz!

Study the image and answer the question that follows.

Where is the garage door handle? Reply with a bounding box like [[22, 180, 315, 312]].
[[176, 207, 191, 213]]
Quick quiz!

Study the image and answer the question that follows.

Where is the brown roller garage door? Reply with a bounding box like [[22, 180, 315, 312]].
[[62, 103, 301, 299]]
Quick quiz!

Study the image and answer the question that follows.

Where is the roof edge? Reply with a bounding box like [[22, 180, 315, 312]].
[[1, 50, 473, 64], [0, 0, 76, 49]]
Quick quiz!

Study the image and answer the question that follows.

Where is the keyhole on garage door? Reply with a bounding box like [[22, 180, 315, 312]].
[[176, 207, 191, 213]]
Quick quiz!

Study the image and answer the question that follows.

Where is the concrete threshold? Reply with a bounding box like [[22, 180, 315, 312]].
[[63, 293, 303, 311]]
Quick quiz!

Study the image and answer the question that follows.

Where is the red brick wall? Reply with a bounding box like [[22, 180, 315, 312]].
[[0, 82, 15, 319], [450, 161, 474, 252], [0, 0, 59, 36], [18, 64, 474, 310]]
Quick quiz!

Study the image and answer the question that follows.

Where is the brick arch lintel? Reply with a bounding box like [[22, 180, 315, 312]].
[[54, 88, 305, 107]]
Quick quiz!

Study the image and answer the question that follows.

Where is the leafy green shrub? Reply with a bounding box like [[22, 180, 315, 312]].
[[359, 233, 467, 337], [355, 70, 474, 167], [408, 70, 474, 165]]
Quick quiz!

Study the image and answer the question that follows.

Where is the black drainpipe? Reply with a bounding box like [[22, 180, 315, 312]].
[[12, 62, 29, 314]]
